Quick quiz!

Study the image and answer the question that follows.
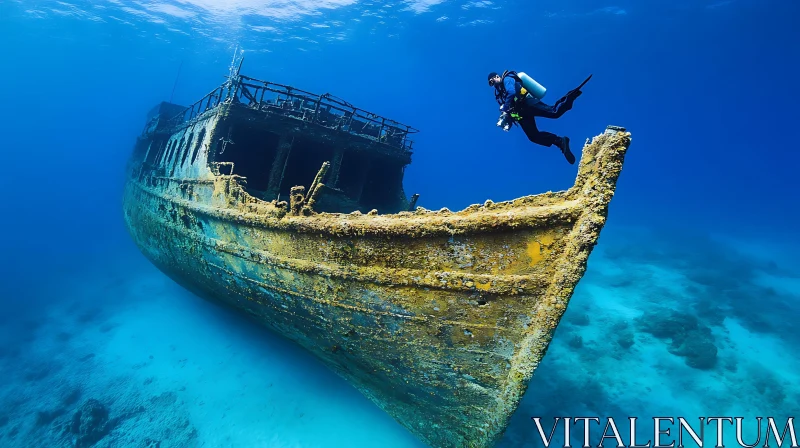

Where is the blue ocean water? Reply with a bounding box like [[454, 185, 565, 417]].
[[1, 0, 798, 446]]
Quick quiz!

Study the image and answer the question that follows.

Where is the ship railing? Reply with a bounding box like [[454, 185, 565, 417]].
[[235, 75, 418, 152], [149, 75, 419, 152], [157, 81, 239, 131]]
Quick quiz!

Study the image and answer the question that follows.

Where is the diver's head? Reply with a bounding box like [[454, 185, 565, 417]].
[[488, 72, 501, 87]]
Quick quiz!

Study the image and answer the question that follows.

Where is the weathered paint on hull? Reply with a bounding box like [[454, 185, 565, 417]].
[[122, 117, 632, 447]]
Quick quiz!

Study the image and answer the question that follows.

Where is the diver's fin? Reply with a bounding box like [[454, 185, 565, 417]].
[[565, 74, 592, 98], [575, 74, 593, 91], [554, 75, 593, 107]]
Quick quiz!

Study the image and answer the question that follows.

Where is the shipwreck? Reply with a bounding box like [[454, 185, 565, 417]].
[[122, 65, 632, 448]]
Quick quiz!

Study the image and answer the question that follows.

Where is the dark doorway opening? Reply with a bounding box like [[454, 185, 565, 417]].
[[279, 138, 335, 199], [361, 160, 406, 213], [336, 153, 371, 202], [216, 125, 281, 197]]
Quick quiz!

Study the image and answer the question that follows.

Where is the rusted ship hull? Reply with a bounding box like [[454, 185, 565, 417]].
[[123, 80, 631, 447]]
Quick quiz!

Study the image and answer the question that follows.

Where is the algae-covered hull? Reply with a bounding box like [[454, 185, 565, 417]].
[[122, 78, 631, 447]]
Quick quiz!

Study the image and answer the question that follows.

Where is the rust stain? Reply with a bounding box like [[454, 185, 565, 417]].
[[526, 232, 557, 266]]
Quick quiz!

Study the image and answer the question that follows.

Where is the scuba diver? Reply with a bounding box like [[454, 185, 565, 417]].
[[488, 70, 592, 165]]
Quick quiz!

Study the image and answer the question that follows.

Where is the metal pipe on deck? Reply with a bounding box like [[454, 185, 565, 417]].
[[328, 149, 345, 188], [305, 161, 330, 212]]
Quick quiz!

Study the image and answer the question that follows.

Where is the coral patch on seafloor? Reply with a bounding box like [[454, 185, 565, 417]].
[[637, 309, 719, 370]]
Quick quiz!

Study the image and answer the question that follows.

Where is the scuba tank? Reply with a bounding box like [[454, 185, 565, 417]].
[[516, 72, 547, 100]]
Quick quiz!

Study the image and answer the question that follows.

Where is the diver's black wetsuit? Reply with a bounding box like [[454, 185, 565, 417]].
[[515, 91, 581, 147]]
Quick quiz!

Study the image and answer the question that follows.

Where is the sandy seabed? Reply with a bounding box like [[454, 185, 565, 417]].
[[1, 225, 797, 448]]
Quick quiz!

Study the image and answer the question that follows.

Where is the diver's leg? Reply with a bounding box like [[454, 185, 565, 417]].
[[518, 116, 558, 146], [525, 75, 591, 120], [518, 116, 576, 164], [525, 100, 559, 119], [556, 136, 576, 164], [527, 93, 581, 119]]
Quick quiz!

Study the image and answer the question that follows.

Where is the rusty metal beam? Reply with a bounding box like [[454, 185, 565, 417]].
[[266, 135, 293, 200]]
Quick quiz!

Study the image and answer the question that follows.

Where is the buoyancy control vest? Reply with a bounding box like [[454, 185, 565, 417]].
[[494, 70, 549, 123]]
